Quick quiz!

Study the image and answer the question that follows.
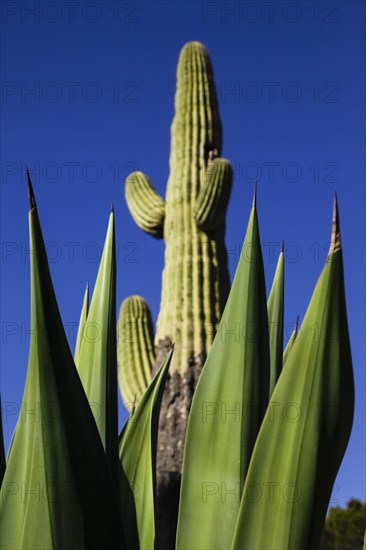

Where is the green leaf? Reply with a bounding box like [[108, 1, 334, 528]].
[[77, 209, 119, 486], [119, 349, 173, 550], [0, 395, 5, 486], [267, 247, 284, 397], [232, 197, 354, 550], [283, 315, 299, 366], [74, 282, 89, 368], [0, 174, 125, 549], [176, 195, 270, 550]]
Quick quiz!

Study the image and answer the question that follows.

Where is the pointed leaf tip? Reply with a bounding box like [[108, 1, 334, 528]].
[[295, 315, 299, 332], [281, 240, 284, 253], [131, 394, 137, 415], [329, 193, 341, 255], [252, 182, 257, 208], [26, 169, 36, 210], [111, 202, 114, 213], [84, 281, 89, 301]]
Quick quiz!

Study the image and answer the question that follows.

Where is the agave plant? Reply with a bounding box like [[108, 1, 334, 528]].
[[176, 193, 354, 550], [0, 175, 125, 549], [0, 173, 176, 550], [0, 171, 353, 550]]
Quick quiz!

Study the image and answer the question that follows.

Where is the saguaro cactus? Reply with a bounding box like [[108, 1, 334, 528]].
[[119, 41, 232, 547]]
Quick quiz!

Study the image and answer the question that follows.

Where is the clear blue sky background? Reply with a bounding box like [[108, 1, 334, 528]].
[[1, 1, 365, 508]]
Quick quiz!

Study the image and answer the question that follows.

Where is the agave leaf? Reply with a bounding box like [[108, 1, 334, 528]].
[[267, 246, 284, 397], [74, 282, 89, 368], [176, 193, 270, 550], [232, 196, 354, 550], [0, 174, 125, 549], [119, 349, 173, 550], [0, 396, 5, 486], [77, 209, 119, 486], [283, 315, 299, 366]]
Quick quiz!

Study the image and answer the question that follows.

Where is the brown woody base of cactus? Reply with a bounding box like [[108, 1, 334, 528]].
[[153, 339, 205, 550]]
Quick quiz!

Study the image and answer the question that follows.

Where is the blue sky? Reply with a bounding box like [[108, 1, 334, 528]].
[[1, 1, 365, 508]]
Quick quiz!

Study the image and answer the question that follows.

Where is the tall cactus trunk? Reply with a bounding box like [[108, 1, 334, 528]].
[[119, 42, 232, 548], [156, 42, 230, 367], [154, 43, 231, 548]]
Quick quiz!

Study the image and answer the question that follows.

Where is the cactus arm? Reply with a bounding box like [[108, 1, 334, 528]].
[[194, 158, 233, 231], [125, 172, 165, 238], [117, 296, 155, 408]]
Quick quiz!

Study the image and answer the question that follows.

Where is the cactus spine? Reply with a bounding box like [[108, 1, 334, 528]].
[[119, 41, 233, 548]]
